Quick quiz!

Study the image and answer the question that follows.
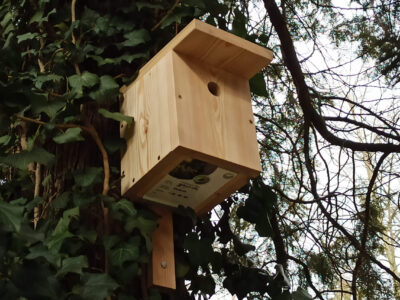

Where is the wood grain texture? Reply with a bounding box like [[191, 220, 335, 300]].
[[172, 52, 261, 173], [150, 206, 176, 290], [120, 52, 178, 195], [139, 19, 273, 79]]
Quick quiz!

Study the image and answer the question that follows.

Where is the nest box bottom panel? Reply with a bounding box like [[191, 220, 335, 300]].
[[143, 158, 236, 208], [122, 146, 255, 215]]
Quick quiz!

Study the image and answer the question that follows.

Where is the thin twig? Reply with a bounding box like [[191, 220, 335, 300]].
[[71, 0, 81, 75], [151, 0, 181, 32], [33, 163, 41, 229], [15, 115, 110, 198]]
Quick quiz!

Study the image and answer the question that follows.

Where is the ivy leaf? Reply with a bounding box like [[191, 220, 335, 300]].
[[11, 260, 61, 299], [89, 53, 148, 66], [190, 275, 216, 296], [176, 257, 190, 278], [45, 207, 79, 253], [57, 256, 88, 277], [160, 7, 193, 29], [121, 29, 150, 47], [30, 93, 65, 119], [0, 135, 11, 146], [89, 75, 119, 102], [104, 235, 121, 251], [104, 137, 126, 154], [236, 181, 276, 238], [52, 192, 71, 209], [110, 242, 140, 267], [98, 108, 134, 124], [249, 72, 267, 97], [233, 235, 255, 256], [183, 233, 214, 266], [0, 201, 24, 232], [0, 147, 55, 169], [26, 244, 61, 267], [223, 267, 271, 299], [292, 288, 313, 300], [80, 71, 100, 88], [68, 75, 83, 98], [16, 32, 39, 43], [34, 74, 63, 89], [232, 8, 247, 38], [111, 199, 137, 217], [29, 8, 56, 25], [68, 71, 99, 98], [75, 273, 119, 300], [124, 210, 157, 251], [53, 127, 85, 144], [73, 167, 103, 188], [73, 192, 96, 206], [136, 2, 163, 11]]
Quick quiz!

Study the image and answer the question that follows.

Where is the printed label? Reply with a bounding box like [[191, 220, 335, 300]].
[[143, 159, 236, 209]]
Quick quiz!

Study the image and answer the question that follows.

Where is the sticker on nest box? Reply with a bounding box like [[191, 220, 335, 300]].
[[143, 159, 237, 208]]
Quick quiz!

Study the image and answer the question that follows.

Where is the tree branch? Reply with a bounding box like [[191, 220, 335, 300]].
[[323, 116, 400, 142], [151, 0, 181, 32], [71, 0, 81, 75], [263, 0, 400, 153], [352, 152, 389, 298]]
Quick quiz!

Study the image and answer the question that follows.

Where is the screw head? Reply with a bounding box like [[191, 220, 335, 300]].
[[161, 261, 167, 269]]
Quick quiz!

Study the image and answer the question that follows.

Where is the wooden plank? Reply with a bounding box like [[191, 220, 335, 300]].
[[120, 52, 179, 195], [135, 19, 273, 80], [150, 206, 176, 290]]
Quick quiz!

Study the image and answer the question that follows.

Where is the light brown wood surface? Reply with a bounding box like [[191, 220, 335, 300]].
[[172, 52, 261, 173], [121, 52, 179, 196], [139, 19, 272, 79], [150, 206, 176, 290]]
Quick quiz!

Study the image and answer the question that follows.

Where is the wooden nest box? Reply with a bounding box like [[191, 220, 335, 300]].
[[121, 19, 273, 215]]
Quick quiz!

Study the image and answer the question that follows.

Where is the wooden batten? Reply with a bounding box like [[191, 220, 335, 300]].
[[149, 206, 176, 290]]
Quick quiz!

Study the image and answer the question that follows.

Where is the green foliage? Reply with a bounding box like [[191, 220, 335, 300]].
[[57, 255, 89, 276], [73, 273, 119, 300], [0, 200, 24, 231], [0, 147, 55, 169], [53, 127, 85, 144], [250, 72, 268, 97], [291, 288, 313, 300], [98, 108, 134, 124], [237, 180, 277, 238]]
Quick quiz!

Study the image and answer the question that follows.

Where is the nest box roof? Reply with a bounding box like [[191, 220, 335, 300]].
[[139, 19, 273, 79]]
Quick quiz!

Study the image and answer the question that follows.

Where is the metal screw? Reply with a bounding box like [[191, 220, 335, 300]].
[[161, 261, 167, 269]]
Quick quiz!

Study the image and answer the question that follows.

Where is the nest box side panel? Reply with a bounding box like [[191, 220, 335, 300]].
[[121, 52, 179, 196], [172, 52, 261, 174]]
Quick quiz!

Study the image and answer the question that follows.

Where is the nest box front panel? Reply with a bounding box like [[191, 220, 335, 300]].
[[171, 52, 261, 173]]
